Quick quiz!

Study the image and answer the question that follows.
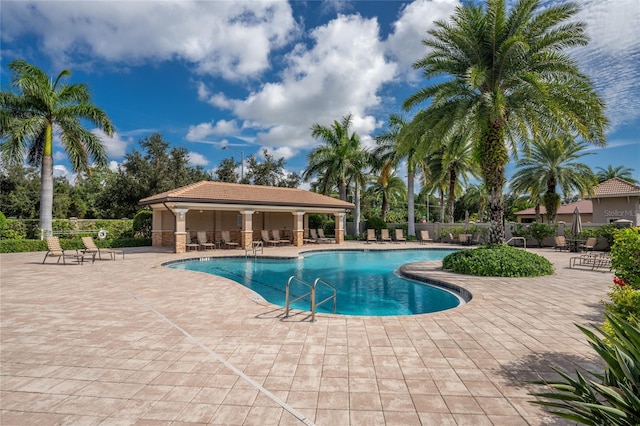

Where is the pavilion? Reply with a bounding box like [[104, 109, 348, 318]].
[[140, 181, 354, 253]]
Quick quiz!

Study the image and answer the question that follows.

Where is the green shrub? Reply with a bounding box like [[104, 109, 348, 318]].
[[0, 237, 151, 253], [365, 217, 386, 232], [133, 210, 153, 238], [532, 313, 640, 425], [602, 227, 640, 331], [610, 227, 640, 290], [528, 222, 556, 247], [442, 245, 554, 277], [308, 214, 324, 230], [322, 220, 335, 237], [0, 212, 23, 239], [0, 239, 48, 253]]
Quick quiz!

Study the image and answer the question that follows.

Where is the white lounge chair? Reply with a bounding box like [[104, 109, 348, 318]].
[[316, 228, 334, 243], [197, 231, 216, 250], [221, 230, 239, 249]]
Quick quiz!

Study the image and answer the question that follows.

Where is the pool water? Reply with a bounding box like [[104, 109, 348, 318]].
[[169, 249, 461, 316]]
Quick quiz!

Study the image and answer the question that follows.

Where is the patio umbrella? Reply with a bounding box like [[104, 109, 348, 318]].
[[571, 207, 582, 236]]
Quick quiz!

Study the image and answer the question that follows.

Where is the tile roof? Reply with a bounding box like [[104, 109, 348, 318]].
[[589, 177, 640, 198], [140, 181, 355, 210], [514, 199, 592, 216]]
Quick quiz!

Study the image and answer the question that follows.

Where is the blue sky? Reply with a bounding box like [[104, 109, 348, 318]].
[[2, 0, 639, 192]]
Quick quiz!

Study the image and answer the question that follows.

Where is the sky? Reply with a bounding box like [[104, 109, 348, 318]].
[[1, 0, 639, 192]]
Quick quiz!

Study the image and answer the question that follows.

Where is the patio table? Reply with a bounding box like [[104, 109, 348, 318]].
[[566, 238, 586, 253]]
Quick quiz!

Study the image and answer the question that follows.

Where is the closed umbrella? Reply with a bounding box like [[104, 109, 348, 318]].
[[571, 207, 582, 237]]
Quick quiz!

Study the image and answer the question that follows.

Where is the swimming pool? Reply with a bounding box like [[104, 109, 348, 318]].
[[168, 249, 462, 316]]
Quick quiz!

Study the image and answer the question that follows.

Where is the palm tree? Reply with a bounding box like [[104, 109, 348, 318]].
[[374, 114, 418, 236], [511, 136, 597, 223], [434, 132, 479, 223], [0, 60, 114, 236], [367, 164, 407, 222], [595, 165, 638, 185], [403, 0, 608, 244], [303, 113, 368, 235]]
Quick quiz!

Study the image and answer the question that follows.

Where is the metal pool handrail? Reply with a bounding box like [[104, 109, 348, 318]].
[[505, 236, 526, 249], [285, 276, 337, 321]]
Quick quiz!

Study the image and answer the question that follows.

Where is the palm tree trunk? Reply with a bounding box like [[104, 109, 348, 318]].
[[407, 157, 415, 237], [447, 167, 456, 223], [40, 125, 54, 237], [439, 189, 445, 223], [339, 180, 347, 202], [354, 182, 361, 237], [478, 121, 507, 244], [381, 192, 388, 222]]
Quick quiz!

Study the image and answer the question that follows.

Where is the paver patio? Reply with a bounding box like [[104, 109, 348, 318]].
[[1, 242, 613, 425]]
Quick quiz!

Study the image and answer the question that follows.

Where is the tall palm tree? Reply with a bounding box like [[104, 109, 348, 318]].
[[510, 136, 597, 223], [435, 132, 479, 223], [374, 114, 418, 236], [0, 60, 114, 236], [403, 0, 608, 244], [303, 113, 368, 234], [367, 164, 407, 222], [595, 165, 638, 185]]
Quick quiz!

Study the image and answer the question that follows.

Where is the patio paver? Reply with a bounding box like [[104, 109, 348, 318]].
[[1, 242, 613, 425]]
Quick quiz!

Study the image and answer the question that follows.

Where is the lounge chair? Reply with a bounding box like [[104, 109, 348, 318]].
[[221, 230, 239, 249], [197, 231, 216, 250], [316, 228, 334, 243], [458, 233, 470, 246], [554, 236, 568, 251], [419, 230, 433, 244], [366, 229, 377, 244], [43, 236, 89, 264], [309, 228, 322, 243], [261, 230, 279, 246], [380, 229, 392, 243], [394, 229, 407, 243], [579, 237, 597, 252], [570, 252, 610, 270], [303, 229, 316, 244], [81, 236, 124, 260], [272, 229, 291, 245]]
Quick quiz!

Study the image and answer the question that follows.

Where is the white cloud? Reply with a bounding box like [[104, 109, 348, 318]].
[[199, 13, 397, 151], [385, 0, 459, 79], [1, 1, 300, 80], [260, 145, 298, 161], [53, 164, 70, 179], [108, 160, 120, 173], [565, 0, 640, 131], [186, 119, 240, 142], [187, 152, 209, 167], [92, 129, 130, 159]]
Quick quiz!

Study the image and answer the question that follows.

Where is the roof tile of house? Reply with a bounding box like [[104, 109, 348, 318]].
[[514, 199, 593, 216], [140, 181, 355, 209], [590, 177, 640, 197]]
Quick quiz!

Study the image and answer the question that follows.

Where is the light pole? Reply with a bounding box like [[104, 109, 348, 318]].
[[222, 145, 244, 182]]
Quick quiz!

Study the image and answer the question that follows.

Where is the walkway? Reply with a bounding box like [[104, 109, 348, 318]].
[[1, 243, 613, 425]]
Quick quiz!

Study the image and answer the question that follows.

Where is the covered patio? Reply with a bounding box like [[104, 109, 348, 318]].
[[139, 181, 354, 253]]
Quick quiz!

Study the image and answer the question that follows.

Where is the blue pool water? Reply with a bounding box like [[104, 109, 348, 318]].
[[168, 249, 461, 316]]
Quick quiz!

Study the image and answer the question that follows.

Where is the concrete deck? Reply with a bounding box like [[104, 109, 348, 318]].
[[1, 242, 613, 425]]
